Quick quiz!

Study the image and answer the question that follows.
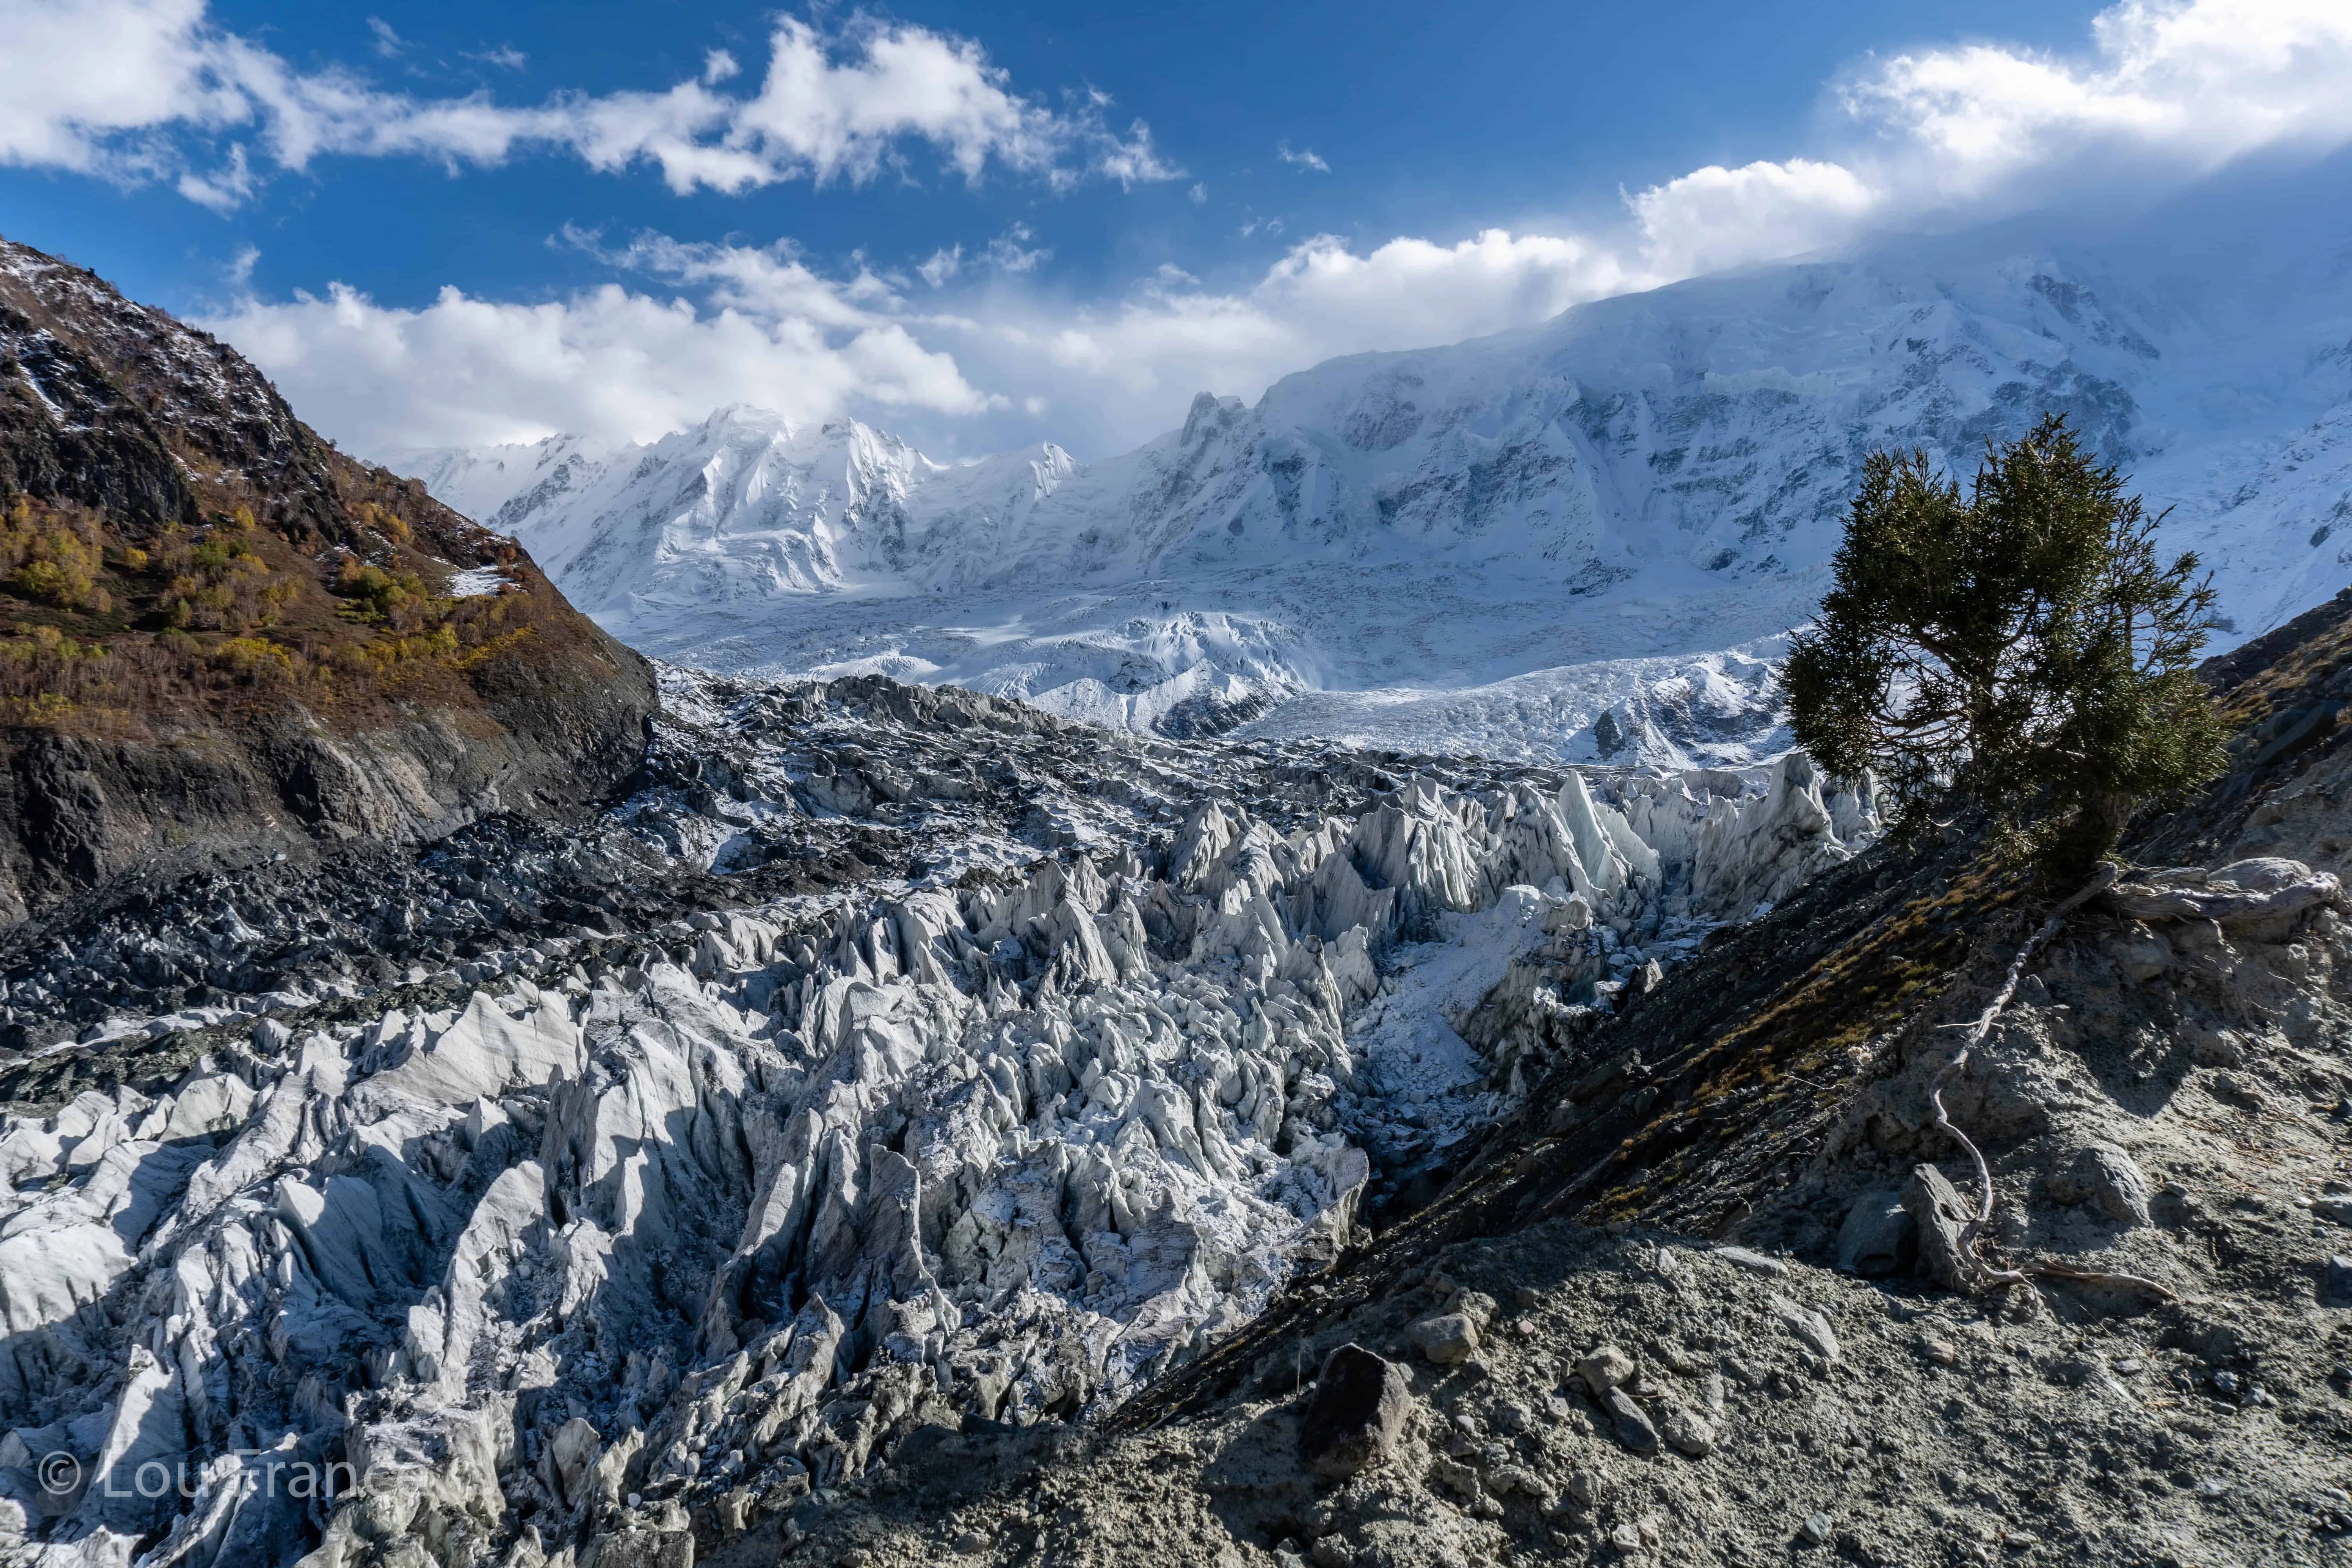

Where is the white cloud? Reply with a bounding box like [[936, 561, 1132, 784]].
[[0, 0, 1177, 200], [467, 45, 527, 72], [1626, 158, 1878, 279], [1858, 0, 2352, 183], [1622, 0, 2352, 280], [203, 0, 2352, 463], [1277, 142, 1330, 173], [366, 16, 403, 59], [206, 233, 997, 451], [1016, 0, 2352, 444], [931, 229, 1633, 448], [983, 224, 1050, 274], [918, 246, 963, 287]]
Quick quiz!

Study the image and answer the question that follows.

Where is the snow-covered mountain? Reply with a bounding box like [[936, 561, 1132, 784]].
[[395, 419, 1080, 611], [390, 158, 2352, 764]]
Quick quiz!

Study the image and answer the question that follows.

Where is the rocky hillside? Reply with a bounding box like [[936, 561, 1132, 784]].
[[0, 235, 656, 927]]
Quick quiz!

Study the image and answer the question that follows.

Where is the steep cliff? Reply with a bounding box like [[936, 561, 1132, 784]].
[[0, 235, 656, 926]]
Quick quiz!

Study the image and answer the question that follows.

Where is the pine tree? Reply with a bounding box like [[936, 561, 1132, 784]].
[[1783, 414, 2224, 877]]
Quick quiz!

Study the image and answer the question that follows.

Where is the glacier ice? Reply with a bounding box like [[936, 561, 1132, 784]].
[[0, 673, 1874, 1566]]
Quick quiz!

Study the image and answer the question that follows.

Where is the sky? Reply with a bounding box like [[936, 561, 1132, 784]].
[[4, 0, 2352, 463]]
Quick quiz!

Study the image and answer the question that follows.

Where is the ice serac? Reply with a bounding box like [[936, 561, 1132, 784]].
[[0, 670, 1873, 1567], [391, 158, 2352, 766]]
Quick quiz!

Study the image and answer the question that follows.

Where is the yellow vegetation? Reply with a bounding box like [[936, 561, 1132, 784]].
[[2, 497, 112, 613]]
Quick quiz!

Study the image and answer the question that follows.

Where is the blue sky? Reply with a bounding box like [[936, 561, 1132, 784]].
[[5, 0, 2350, 460]]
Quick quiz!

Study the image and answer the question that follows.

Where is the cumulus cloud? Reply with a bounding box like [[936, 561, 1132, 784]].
[[1004, 230, 1629, 415], [1013, 0, 2352, 443], [208, 0, 2352, 461], [0, 0, 1176, 200], [207, 260, 994, 453], [1625, 0, 2352, 279]]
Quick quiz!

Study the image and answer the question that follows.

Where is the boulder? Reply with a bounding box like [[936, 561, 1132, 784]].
[[2045, 1144, 2152, 1228], [1902, 1164, 1982, 1293], [1655, 1399, 1715, 1458], [1577, 1347, 1635, 1396], [1297, 1345, 1414, 1477], [1408, 1313, 1481, 1365], [1601, 1388, 1659, 1454], [1835, 1191, 1918, 1277], [2103, 859, 2341, 927]]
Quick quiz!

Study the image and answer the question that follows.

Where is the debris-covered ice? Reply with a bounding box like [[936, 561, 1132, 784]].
[[0, 670, 1875, 1566]]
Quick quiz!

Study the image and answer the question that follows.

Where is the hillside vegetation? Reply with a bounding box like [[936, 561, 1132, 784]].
[[0, 236, 654, 924]]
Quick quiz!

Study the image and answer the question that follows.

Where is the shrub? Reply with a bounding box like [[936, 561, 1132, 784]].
[[334, 558, 426, 622]]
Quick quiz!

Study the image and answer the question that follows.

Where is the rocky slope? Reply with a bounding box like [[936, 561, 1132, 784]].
[[391, 156, 2352, 765], [0, 658, 1877, 1568], [0, 235, 657, 928], [736, 603, 2352, 1568]]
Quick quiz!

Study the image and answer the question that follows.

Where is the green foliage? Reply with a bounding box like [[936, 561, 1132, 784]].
[[1784, 414, 2225, 877], [1, 496, 112, 613], [161, 529, 289, 632], [334, 558, 425, 622]]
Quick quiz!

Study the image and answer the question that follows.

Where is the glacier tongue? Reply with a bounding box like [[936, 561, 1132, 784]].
[[390, 163, 2352, 766], [0, 672, 1873, 1567]]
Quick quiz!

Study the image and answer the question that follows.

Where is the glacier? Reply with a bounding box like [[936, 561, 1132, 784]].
[[390, 158, 2352, 764], [0, 670, 1877, 1566]]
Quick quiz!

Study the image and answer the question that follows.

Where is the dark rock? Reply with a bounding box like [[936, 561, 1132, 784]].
[[1299, 1344, 1414, 1478], [2322, 1256, 2352, 1308], [1601, 1388, 1660, 1454], [583, 1528, 693, 1568]]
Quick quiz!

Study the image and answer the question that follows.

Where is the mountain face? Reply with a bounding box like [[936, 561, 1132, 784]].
[[392, 416, 1080, 613], [0, 236, 656, 926], [395, 162, 2352, 765]]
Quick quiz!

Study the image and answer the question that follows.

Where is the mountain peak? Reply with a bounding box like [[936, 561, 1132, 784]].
[[389, 178, 2352, 762]]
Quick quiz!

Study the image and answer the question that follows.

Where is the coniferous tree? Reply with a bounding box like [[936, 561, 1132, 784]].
[[1784, 414, 2224, 877]]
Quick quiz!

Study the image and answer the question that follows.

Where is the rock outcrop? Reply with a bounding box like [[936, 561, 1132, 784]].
[[0, 234, 656, 927]]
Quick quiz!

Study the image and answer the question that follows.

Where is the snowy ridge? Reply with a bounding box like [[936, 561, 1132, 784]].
[[389, 411, 1078, 612], [392, 161, 2352, 763]]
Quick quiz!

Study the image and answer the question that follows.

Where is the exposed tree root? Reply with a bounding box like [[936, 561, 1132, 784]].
[[1915, 862, 2120, 1294], [2028, 1259, 2180, 1301]]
